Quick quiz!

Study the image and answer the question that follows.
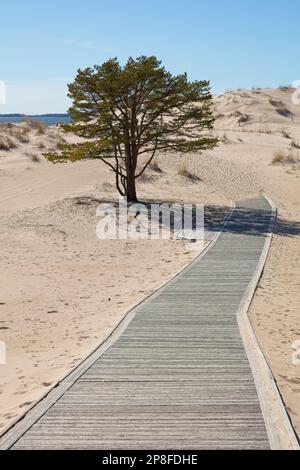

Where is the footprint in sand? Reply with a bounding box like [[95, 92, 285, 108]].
[[19, 401, 33, 408], [286, 377, 300, 384], [3, 413, 17, 420]]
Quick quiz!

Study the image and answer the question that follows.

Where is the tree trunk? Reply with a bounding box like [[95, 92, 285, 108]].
[[125, 144, 138, 202], [126, 173, 138, 202]]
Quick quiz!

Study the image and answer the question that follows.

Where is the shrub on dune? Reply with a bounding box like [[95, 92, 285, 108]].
[[0, 136, 17, 151]]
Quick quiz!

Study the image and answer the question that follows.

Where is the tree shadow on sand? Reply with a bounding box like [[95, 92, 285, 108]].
[[222, 208, 300, 238], [73, 196, 300, 239], [74, 197, 228, 235]]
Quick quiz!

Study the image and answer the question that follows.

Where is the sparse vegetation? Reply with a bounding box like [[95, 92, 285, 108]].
[[15, 128, 30, 144], [0, 123, 30, 144], [272, 150, 285, 164], [276, 107, 293, 118], [269, 98, 293, 118], [22, 117, 46, 135], [278, 85, 291, 91], [177, 164, 200, 181], [258, 126, 272, 135], [272, 150, 299, 166], [282, 130, 291, 139], [138, 172, 156, 183], [26, 152, 41, 163], [149, 160, 163, 173], [0, 136, 16, 151], [290, 140, 300, 150], [237, 113, 249, 124], [222, 132, 228, 143], [56, 137, 67, 150]]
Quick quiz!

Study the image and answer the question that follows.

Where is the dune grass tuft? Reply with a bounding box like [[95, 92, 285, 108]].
[[282, 130, 291, 139], [290, 140, 300, 150], [272, 150, 285, 164], [149, 160, 163, 173], [272, 150, 299, 166], [0, 136, 17, 151], [177, 164, 200, 181], [26, 152, 41, 163], [22, 118, 46, 135]]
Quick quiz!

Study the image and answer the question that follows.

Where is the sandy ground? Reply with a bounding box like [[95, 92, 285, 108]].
[[0, 88, 300, 440]]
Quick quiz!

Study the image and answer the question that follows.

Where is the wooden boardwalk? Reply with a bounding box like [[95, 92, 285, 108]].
[[3, 197, 275, 449]]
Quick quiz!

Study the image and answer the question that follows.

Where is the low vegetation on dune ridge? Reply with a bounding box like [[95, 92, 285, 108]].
[[0, 122, 30, 148], [149, 160, 163, 174], [25, 152, 41, 163], [21, 117, 47, 135], [268, 98, 294, 119], [282, 130, 291, 139], [0, 135, 16, 151], [177, 163, 200, 181], [0, 120, 69, 157], [290, 140, 300, 150]]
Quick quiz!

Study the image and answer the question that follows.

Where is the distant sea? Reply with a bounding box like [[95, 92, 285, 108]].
[[0, 114, 71, 126]]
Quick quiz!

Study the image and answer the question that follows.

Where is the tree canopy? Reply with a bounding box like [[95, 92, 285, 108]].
[[45, 56, 218, 201]]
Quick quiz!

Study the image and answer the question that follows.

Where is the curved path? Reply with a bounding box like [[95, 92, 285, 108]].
[[0, 197, 295, 449]]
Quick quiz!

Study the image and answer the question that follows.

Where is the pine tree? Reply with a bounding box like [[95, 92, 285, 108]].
[[45, 56, 218, 202]]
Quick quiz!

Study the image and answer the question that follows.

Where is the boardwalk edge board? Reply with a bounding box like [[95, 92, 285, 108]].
[[236, 194, 300, 450], [0, 203, 235, 450]]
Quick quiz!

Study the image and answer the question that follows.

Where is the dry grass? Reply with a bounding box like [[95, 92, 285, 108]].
[[26, 152, 41, 163], [0, 123, 30, 144], [272, 150, 285, 164], [15, 128, 30, 144], [269, 98, 284, 108], [272, 150, 299, 166], [177, 164, 200, 181], [276, 107, 293, 118], [22, 118, 46, 135], [282, 130, 291, 139], [0, 122, 14, 132], [236, 112, 249, 124], [269, 98, 293, 119], [222, 132, 228, 143], [56, 137, 67, 150], [138, 172, 156, 183], [290, 140, 300, 150], [238, 115, 249, 124], [278, 85, 292, 91], [0, 136, 17, 151], [149, 160, 163, 173], [256, 126, 272, 135]]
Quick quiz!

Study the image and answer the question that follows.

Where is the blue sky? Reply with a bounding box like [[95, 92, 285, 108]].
[[1, 0, 299, 113]]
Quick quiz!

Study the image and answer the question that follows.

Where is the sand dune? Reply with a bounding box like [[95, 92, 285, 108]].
[[0, 88, 300, 438]]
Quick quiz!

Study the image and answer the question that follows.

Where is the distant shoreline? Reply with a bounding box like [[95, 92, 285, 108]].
[[0, 113, 69, 117], [0, 113, 71, 125]]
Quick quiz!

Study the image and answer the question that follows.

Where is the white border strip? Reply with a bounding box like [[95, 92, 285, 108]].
[[236, 194, 300, 450], [0, 203, 235, 450]]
